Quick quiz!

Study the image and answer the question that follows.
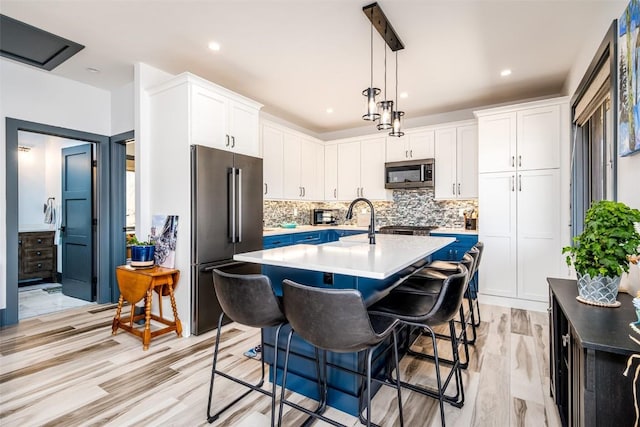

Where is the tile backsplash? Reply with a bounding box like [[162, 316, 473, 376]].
[[264, 189, 478, 229]]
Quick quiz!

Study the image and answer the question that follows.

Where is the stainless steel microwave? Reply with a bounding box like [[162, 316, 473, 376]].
[[384, 159, 434, 189]]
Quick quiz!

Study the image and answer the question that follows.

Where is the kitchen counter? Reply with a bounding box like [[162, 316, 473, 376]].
[[235, 233, 454, 280], [262, 224, 370, 236], [430, 227, 478, 235]]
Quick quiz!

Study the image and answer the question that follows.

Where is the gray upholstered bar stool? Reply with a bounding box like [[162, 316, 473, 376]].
[[207, 269, 287, 426], [420, 242, 484, 343], [395, 253, 474, 369], [279, 279, 404, 427], [368, 267, 468, 427]]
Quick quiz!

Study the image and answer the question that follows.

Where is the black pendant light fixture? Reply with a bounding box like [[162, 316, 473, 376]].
[[362, 3, 405, 132], [377, 44, 394, 130], [362, 7, 380, 121], [389, 51, 405, 137]]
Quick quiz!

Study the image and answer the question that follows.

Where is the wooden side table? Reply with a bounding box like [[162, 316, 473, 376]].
[[112, 265, 182, 350]]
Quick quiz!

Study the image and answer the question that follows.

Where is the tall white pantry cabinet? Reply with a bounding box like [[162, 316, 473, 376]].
[[475, 97, 569, 302]]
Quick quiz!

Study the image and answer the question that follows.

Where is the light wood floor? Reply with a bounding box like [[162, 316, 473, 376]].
[[0, 301, 561, 426]]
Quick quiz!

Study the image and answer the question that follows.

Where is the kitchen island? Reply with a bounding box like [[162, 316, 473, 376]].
[[234, 233, 454, 416]]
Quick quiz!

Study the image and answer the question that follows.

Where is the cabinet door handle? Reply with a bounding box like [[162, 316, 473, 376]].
[[452, 183, 456, 195], [36, 251, 41, 256], [405, 150, 408, 158], [231, 136, 236, 148], [457, 183, 461, 195], [511, 176, 515, 192], [361, 187, 364, 197], [37, 263, 42, 269], [511, 156, 515, 167], [225, 134, 230, 147], [518, 174, 522, 192], [518, 155, 522, 167], [264, 183, 268, 195], [37, 239, 42, 244], [299, 187, 302, 197], [409, 149, 413, 158], [334, 188, 337, 198], [302, 187, 306, 197]]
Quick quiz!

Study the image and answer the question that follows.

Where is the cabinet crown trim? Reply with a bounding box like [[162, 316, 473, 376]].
[[147, 72, 263, 109], [473, 96, 568, 118]]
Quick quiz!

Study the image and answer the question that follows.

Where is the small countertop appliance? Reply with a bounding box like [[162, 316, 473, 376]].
[[312, 209, 338, 225]]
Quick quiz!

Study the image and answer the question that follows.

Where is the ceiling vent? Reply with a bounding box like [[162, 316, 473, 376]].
[[0, 14, 84, 71]]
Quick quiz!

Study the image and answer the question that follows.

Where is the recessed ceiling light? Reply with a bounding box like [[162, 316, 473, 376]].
[[208, 41, 221, 51], [400, 92, 408, 99], [86, 67, 100, 73], [500, 69, 512, 77], [326, 108, 334, 114]]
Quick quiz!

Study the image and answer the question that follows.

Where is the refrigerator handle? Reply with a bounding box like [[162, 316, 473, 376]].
[[228, 167, 236, 243], [237, 168, 242, 242]]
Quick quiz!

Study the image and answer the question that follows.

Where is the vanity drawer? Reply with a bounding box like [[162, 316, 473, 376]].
[[23, 259, 55, 274], [24, 247, 54, 261], [21, 233, 55, 247]]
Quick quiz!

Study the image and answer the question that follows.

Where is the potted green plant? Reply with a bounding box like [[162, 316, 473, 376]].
[[563, 200, 640, 305], [127, 235, 156, 268]]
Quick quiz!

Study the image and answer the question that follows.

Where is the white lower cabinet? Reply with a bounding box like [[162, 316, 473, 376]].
[[479, 168, 561, 301], [336, 137, 388, 201]]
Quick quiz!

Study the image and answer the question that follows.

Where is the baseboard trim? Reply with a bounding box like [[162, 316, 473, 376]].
[[478, 293, 549, 313]]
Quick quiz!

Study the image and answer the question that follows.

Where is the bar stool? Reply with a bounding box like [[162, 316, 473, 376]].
[[395, 254, 474, 369], [279, 279, 404, 427], [421, 242, 483, 343], [207, 270, 287, 426], [368, 267, 468, 427]]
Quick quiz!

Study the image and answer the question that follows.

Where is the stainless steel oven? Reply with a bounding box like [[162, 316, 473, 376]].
[[384, 159, 434, 189]]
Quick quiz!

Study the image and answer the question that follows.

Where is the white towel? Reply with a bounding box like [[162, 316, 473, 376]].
[[44, 198, 56, 224]]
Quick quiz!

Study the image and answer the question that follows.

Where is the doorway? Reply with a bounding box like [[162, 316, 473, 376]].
[[3, 118, 128, 327], [17, 131, 96, 319]]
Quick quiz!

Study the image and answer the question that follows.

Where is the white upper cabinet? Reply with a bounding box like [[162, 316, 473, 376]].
[[477, 102, 561, 173], [517, 105, 561, 170], [262, 123, 284, 199], [386, 129, 434, 162], [148, 73, 262, 157], [324, 144, 338, 201], [336, 136, 389, 201], [434, 122, 478, 199], [277, 129, 323, 201], [186, 75, 261, 156]]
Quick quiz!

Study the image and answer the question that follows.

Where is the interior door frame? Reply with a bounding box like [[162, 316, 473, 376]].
[[3, 118, 114, 326]]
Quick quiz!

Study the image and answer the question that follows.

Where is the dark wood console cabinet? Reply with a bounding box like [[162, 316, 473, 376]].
[[18, 231, 57, 282], [548, 278, 638, 426]]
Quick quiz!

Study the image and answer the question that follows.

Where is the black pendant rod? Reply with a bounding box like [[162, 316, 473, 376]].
[[363, 2, 405, 52]]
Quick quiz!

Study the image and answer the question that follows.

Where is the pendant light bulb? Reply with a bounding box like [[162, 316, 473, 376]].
[[362, 14, 380, 121], [377, 43, 393, 130], [389, 50, 405, 137]]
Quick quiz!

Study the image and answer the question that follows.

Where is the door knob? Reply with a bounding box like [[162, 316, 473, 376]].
[[60, 226, 66, 232]]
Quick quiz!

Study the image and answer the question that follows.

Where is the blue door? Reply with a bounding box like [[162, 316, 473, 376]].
[[61, 144, 94, 301]]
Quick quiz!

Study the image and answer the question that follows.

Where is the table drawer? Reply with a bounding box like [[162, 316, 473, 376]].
[[23, 259, 55, 274], [24, 247, 54, 261]]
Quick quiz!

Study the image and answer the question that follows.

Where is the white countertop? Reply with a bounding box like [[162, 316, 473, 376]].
[[430, 228, 478, 236], [235, 234, 455, 280], [262, 225, 370, 237]]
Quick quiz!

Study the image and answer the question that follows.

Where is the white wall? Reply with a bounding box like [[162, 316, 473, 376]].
[[0, 58, 112, 309], [111, 82, 135, 135]]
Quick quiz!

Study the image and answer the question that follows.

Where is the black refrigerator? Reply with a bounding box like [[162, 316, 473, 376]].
[[191, 145, 263, 335]]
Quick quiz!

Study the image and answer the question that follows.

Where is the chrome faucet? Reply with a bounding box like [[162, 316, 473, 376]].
[[345, 197, 376, 244]]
